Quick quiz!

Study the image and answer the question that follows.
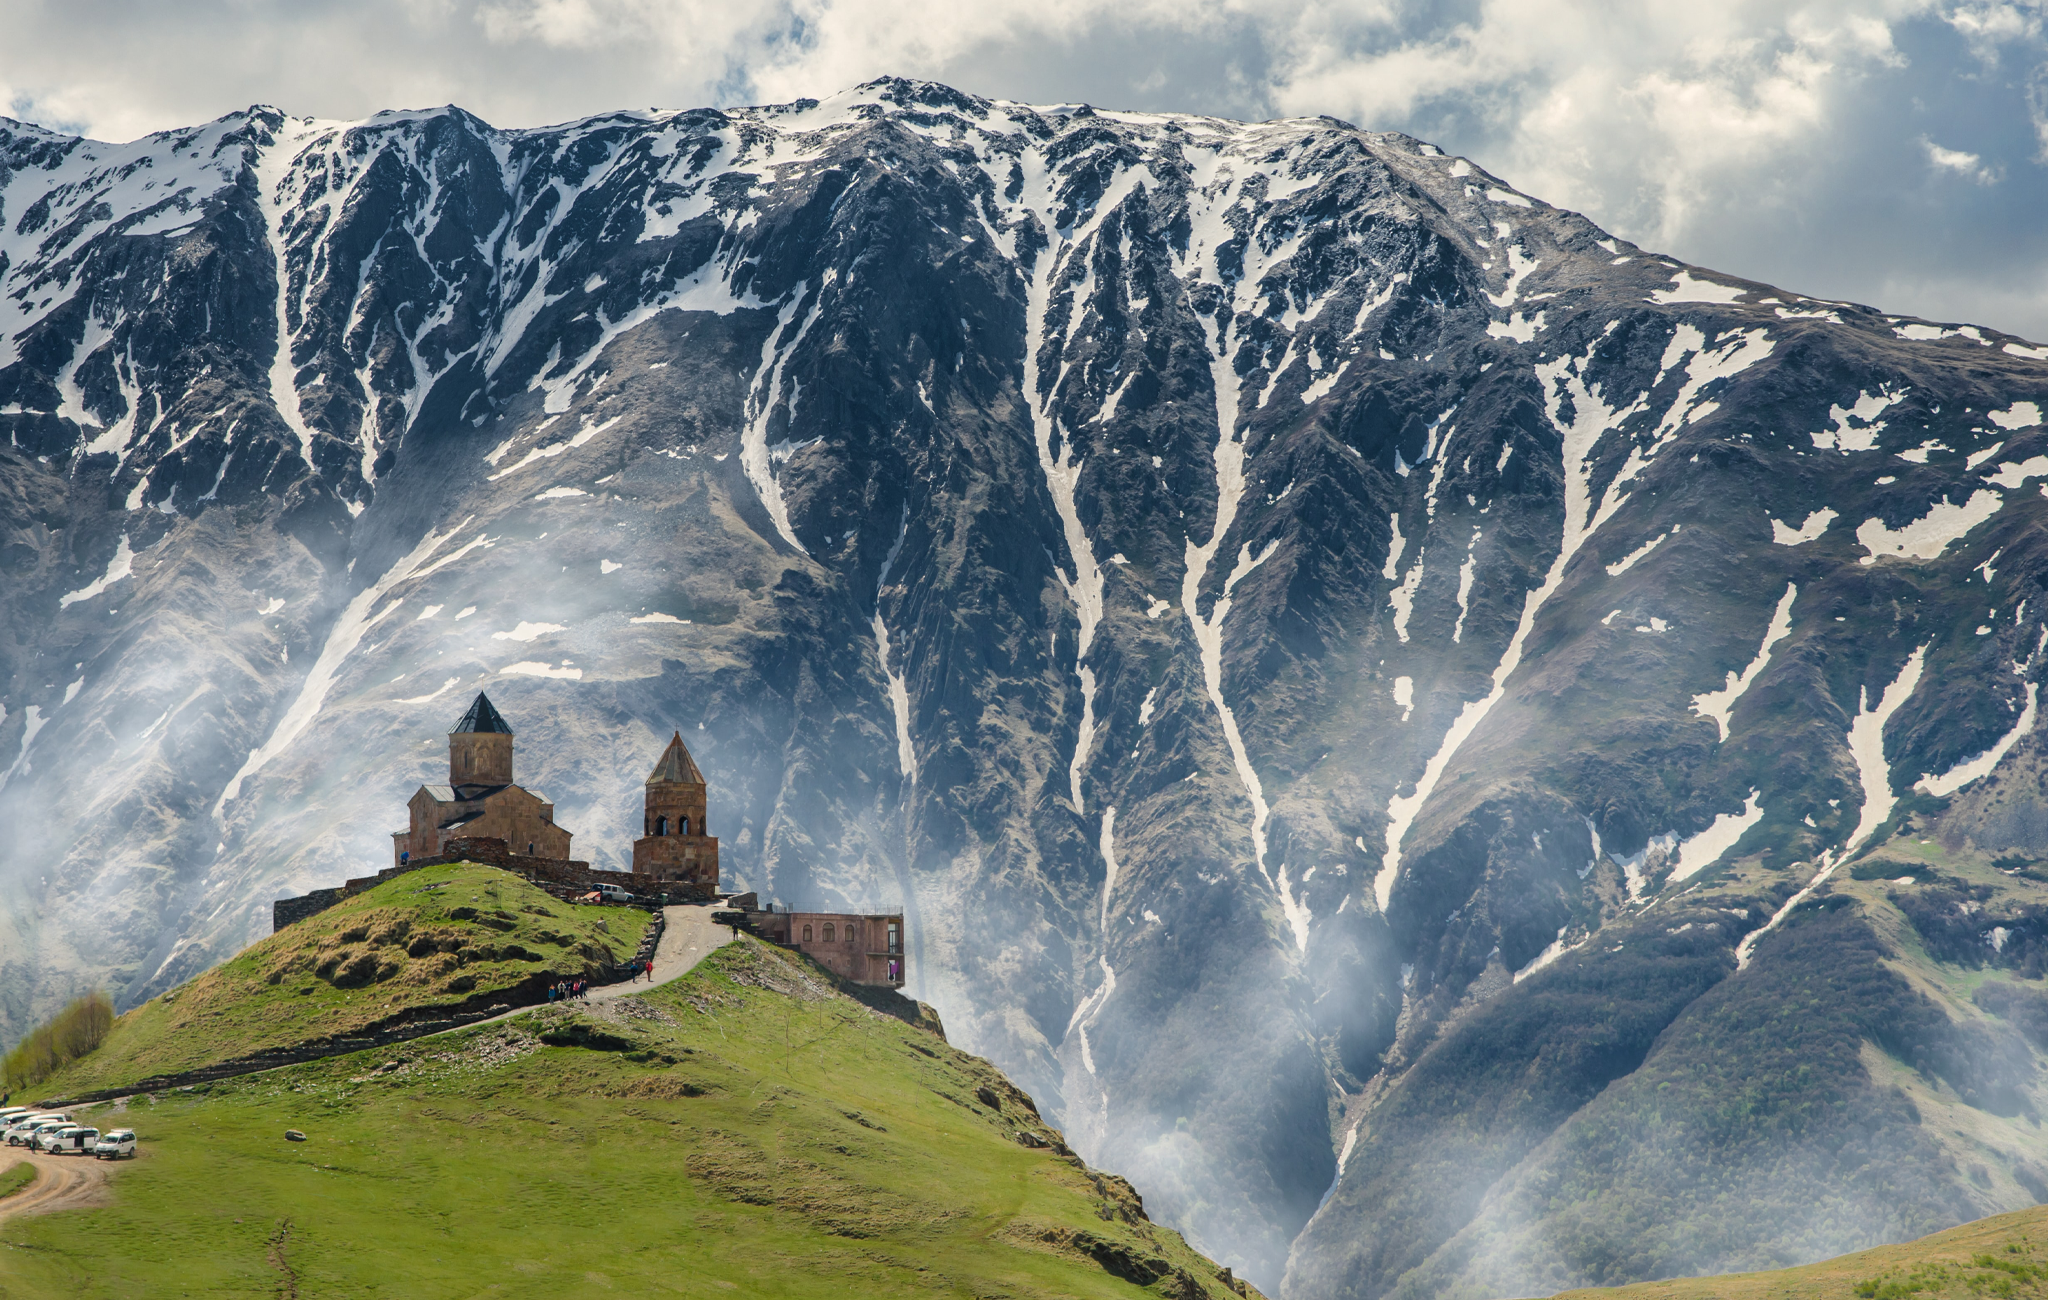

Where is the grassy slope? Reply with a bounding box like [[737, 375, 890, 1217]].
[[1, 938, 1251, 1300], [39, 863, 641, 1093], [1554, 1203, 2048, 1300]]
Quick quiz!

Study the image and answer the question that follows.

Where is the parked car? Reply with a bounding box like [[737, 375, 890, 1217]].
[[38, 1126, 97, 1155], [593, 883, 638, 903], [92, 1129, 136, 1160], [7, 1115, 68, 1146], [0, 1106, 35, 1126]]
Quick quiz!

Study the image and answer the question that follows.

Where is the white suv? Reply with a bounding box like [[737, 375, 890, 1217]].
[[92, 1130, 136, 1160]]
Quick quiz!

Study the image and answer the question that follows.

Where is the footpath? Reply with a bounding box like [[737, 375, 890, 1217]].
[[444, 902, 730, 1031]]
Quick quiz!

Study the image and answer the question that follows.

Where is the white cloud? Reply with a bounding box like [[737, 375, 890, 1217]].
[[1924, 136, 2000, 182]]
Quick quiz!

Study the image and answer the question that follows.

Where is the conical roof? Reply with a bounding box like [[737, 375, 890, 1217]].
[[647, 731, 706, 785], [452, 692, 513, 735]]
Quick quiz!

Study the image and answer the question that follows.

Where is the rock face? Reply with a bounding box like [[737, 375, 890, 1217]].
[[5, 79, 2048, 1294]]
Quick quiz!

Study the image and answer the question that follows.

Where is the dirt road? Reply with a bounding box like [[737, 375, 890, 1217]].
[[589, 903, 731, 1002], [0, 1149, 113, 1222]]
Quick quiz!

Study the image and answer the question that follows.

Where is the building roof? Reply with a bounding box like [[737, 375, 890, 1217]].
[[646, 731, 706, 785], [452, 691, 513, 736]]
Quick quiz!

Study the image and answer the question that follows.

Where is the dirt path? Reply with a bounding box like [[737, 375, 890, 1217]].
[[589, 903, 730, 1002], [0, 1150, 112, 1222], [430, 902, 731, 1036]]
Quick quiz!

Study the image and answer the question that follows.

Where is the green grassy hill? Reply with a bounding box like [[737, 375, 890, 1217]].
[[2, 895, 1252, 1300], [1554, 1203, 2048, 1300], [33, 862, 641, 1095]]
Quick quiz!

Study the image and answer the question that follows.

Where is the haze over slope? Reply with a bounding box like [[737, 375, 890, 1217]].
[[5, 78, 2048, 1293]]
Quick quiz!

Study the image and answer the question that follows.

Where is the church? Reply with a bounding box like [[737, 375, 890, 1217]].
[[391, 693, 721, 892], [391, 693, 572, 866]]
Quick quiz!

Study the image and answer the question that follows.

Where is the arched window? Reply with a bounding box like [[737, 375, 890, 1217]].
[[823, 923, 836, 941], [681, 817, 690, 835], [655, 816, 668, 836], [803, 925, 814, 942]]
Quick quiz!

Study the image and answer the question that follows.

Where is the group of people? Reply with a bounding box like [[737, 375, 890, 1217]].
[[544, 957, 656, 1003]]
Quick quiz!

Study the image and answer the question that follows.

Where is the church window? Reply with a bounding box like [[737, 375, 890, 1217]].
[[656, 816, 668, 836], [823, 923, 835, 941], [681, 817, 690, 835], [803, 925, 814, 942]]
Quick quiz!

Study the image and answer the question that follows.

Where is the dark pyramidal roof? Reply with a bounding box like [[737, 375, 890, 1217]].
[[452, 692, 513, 735], [647, 731, 706, 785]]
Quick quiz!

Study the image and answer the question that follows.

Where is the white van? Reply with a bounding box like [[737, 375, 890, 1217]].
[[0, 1107, 34, 1125], [6, 1114, 67, 1146], [594, 882, 638, 903], [92, 1129, 135, 1160], [38, 1126, 97, 1155]]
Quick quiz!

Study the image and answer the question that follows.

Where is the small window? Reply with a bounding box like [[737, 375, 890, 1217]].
[[823, 923, 836, 941], [681, 817, 690, 835], [803, 925, 814, 942], [655, 816, 668, 836]]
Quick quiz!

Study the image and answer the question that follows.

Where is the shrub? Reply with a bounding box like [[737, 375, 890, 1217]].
[[3, 990, 115, 1094]]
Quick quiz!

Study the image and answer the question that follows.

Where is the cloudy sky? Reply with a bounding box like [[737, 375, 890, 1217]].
[[5, 0, 2046, 339]]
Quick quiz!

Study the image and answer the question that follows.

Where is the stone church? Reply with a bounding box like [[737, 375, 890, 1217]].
[[391, 693, 573, 867], [390, 693, 720, 892]]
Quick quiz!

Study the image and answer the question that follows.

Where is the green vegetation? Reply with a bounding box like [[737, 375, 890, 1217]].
[[1552, 1207, 2048, 1300], [38, 863, 640, 1096], [0, 1162, 35, 1199], [3, 989, 114, 1092], [0, 938, 1248, 1300]]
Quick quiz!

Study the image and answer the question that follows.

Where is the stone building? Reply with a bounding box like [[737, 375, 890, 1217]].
[[631, 732, 721, 889], [390, 693, 574, 868], [730, 897, 906, 987]]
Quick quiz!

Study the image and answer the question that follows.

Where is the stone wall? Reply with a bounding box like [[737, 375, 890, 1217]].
[[273, 837, 710, 932], [271, 887, 348, 931]]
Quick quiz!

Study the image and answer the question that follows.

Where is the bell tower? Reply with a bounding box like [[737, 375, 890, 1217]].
[[632, 731, 719, 889], [449, 692, 514, 791]]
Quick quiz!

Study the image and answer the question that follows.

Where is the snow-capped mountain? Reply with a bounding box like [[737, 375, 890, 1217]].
[[6, 78, 2048, 1295]]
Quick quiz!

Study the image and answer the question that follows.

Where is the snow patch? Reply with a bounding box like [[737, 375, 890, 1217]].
[[501, 661, 583, 680], [1855, 491, 2004, 564], [1845, 646, 1930, 854], [1649, 270, 1748, 305], [1917, 681, 2038, 797], [1989, 401, 2042, 430], [1691, 583, 1797, 741], [1771, 509, 1837, 545], [59, 534, 136, 608], [1669, 791, 1764, 881]]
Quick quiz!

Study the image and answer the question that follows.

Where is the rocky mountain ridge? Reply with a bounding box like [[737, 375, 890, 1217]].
[[4, 78, 2048, 1295]]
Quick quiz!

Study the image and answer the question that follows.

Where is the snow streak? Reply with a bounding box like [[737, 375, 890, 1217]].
[[1741, 645, 1930, 969], [874, 507, 918, 784], [1691, 582, 1796, 741], [1377, 347, 1646, 911]]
